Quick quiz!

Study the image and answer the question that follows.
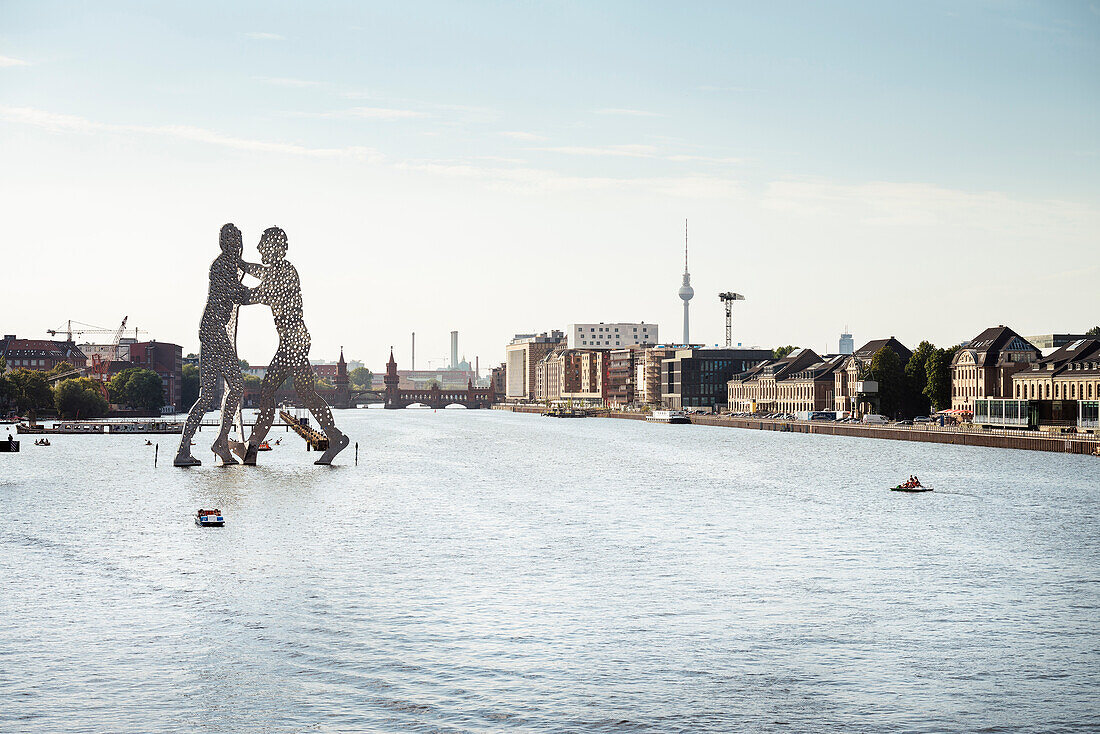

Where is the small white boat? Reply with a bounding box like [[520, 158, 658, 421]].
[[647, 410, 690, 424], [195, 509, 224, 527]]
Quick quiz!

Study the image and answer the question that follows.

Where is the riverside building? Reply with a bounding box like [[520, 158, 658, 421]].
[[505, 330, 566, 401], [1008, 337, 1100, 431], [951, 326, 1041, 412], [567, 323, 657, 349], [660, 347, 771, 411], [833, 337, 912, 417], [728, 349, 844, 414]]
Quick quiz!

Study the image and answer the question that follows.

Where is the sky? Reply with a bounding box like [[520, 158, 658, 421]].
[[1, 1, 1098, 371]]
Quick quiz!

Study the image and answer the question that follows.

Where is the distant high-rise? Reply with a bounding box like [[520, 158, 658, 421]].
[[839, 329, 854, 355], [678, 219, 694, 344], [450, 330, 459, 369]]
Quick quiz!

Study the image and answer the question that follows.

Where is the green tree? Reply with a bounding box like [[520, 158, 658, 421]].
[[0, 356, 11, 411], [109, 367, 164, 411], [349, 366, 373, 390], [54, 377, 109, 419], [869, 347, 905, 417], [923, 345, 959, 412], [47, 361, 77, 379], [244, 374, 263, 390], [239, 359, 250, 371], [7, 369, 54, 419], [904, 341, 935, 416], [773, 345, 798, 359], [1087, 325, 1100, 337], [181, 363, 199, 408]]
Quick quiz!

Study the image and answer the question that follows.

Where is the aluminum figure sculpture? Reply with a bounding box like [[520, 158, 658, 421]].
[[232, 226, 349, 465], [174, 224, 249, 466]]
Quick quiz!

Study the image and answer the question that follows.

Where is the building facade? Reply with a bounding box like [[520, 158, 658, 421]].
[[505, 331, 565, 401], [951, 326, 1041, 412], [661, 347, 771, 410], [1, 336, 88, 372], [567, 322, 658, 349], [833, 337, 912, 417], [728, 348, 841, 414], [128, 340, 184, 412], [1011, 337, 1100, 428]]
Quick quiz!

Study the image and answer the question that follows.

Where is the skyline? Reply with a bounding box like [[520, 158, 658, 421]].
[[2, 1, 1098, 371]]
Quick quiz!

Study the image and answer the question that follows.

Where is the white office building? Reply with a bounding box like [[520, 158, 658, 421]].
[[567, 323, 658, 349]]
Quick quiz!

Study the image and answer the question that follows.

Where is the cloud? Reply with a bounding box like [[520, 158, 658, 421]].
[[538, 144, 659, 158], [257, 77, 326, 88], [499, 131, 545, 141], [594, 108, 665, 117], [244, 32, 285, 40], [0, 54, 29, 67], [0, 105, 384, 162], [697, 85, 758, 93], [295, 106, 426, 120]]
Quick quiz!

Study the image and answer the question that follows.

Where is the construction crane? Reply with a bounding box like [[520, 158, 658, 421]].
[[47, 318, 146, 345], [47, 317, 146, 393], [718, 292, 746, 347]]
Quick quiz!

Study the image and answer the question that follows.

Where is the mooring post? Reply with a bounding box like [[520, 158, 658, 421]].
[[154, 443, 158, 468], [355, 442, 358, 466]]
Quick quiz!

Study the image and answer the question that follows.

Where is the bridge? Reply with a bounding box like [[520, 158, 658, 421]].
[[382, 349, 496, 409]]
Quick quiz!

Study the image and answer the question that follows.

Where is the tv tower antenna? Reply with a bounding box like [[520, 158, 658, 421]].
[[718, 292, 745, 347]]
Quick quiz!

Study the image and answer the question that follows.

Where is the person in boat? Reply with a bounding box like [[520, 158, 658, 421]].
[[145, 440, 153, 446]]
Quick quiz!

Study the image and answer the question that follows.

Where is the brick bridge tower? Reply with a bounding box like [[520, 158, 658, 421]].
[[383, 347, 400, 408], [333, 346, 349, 408]]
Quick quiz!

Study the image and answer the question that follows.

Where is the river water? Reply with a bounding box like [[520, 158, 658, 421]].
[[2, 409, 1098, 732]]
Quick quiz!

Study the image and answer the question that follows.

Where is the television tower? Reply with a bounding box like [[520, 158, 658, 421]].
[[678, 219, 694, 344]]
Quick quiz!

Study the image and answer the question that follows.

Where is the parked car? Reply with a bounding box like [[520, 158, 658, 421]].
[[862, 414, 888, 425], [895, 419, 913, 426]]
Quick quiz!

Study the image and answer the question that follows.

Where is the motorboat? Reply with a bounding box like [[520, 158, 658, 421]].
[[195, 509, 225, 527], [647, 410, 690, 424]]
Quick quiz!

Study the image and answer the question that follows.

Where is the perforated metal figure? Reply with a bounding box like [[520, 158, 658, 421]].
[[174, 223, 249, 466], [237, 226, 349, 465]]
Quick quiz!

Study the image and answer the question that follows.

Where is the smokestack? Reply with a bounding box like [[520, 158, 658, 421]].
[[450, 330, 458, 370], [475, 355, 479, 378], [412, 332, 415, 371]]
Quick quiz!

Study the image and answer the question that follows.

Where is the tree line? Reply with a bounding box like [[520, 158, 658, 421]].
[[0, 358, 164, 420]]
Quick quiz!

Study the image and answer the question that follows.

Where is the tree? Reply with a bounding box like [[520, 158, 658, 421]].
[[239, 359, 250, 371], [47, 361, 77, 379], [7, 369, 54, 419], [0, 358, 10, 413], [903, 341, 935, 416], [1087, 326, 1100, 337], [923, 345, 959, 412], [244, 374, 263, 390], [54, 377, 109, 419], [181, 363, 199, 409], [869, 347, 905, 417], [109, 367, 164, 411], [773, 345, 798, 359], [349, 367, 373, 391], [424, 378, 441, 390]]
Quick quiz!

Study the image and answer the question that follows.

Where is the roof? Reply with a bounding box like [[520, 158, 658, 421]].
[[954, 326, 1039, 367], [0, 337, 87, 363], [853, 337, 912, 362], [731, 348, 823, 383], [1016, 338, 1100, 379]]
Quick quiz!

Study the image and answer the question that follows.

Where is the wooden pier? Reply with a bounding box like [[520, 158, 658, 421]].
[[280, 410, 329, 452]]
